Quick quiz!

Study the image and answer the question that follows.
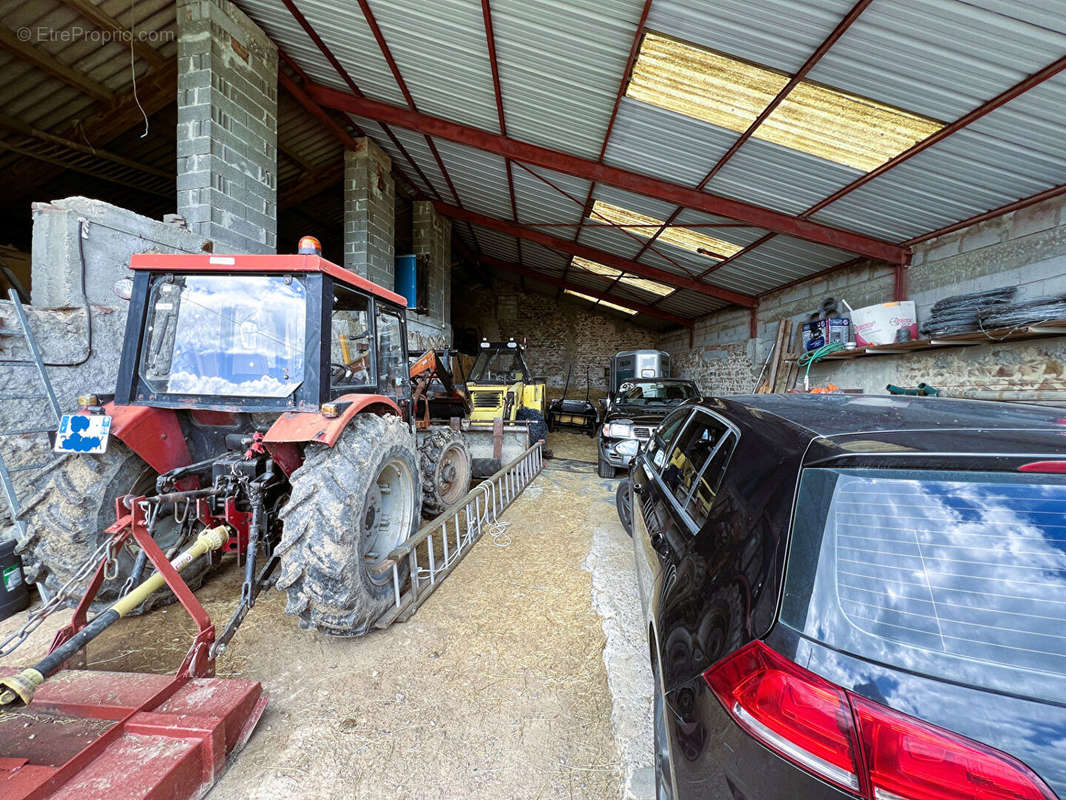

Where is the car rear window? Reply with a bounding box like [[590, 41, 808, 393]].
[[781, 468, 1066, 704]]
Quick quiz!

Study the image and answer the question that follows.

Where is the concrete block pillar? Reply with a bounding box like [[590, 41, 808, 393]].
[[176, 0, 278, 254], [412, 200, 452, 326], [344, 139, 395, 287]]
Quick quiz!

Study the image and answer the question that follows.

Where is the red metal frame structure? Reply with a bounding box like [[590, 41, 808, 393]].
[[562, 0, 656, 290], [436, 202, 756, 307], [480, 0, 523, 269], [307, 83, 906, 263]]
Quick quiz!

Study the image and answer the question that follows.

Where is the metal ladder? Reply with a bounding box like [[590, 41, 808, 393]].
[[0, 288, 62, 538]]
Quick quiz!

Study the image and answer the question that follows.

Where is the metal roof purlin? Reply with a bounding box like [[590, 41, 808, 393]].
[[275, 0, 443, 205], [480, 255, 691, 327], [435, 202, 756, 307], [802, 52, 1066, 219], [631, 0, 874, 267], [564, 0, 656, 293], [480, 0, 524, 272], [307, 82, 906, 262], [903, 182, 1066, 247], [353, 0, 466, 210]]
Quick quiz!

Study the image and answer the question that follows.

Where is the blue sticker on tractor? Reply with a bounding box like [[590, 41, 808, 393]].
[[62, 415, 102, 452]]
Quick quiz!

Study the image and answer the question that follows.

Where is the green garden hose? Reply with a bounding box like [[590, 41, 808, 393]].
[[797, 342, 846, 391]]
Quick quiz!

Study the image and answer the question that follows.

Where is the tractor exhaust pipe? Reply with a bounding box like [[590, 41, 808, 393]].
[[0, 526, 230, 711]]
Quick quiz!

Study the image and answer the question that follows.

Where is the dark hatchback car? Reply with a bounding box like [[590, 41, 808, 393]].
[[598, 378, 700, 478], [622, 395, 1066, 800]]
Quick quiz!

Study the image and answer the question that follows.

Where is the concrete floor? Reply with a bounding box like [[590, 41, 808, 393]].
[[0, 431, 653, 799]]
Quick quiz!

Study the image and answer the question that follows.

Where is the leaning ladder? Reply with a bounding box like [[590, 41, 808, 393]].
[[0, 288, 62, 539], [374, 439, 545, 628]]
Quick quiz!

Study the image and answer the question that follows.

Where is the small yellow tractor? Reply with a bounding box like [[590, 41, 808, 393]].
[[463, 338, 547, 472]]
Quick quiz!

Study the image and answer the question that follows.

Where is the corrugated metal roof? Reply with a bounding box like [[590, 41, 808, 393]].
[[512, 163, 591, 225], [806, 0, 1066, 120], [489, 0, 645, 159], [647, 0, 856, 74], [716, 235, 855, 293]]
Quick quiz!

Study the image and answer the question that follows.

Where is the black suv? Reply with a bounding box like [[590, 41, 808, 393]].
[[597, 378, 699, 479], [622, 395, 1066, 800]]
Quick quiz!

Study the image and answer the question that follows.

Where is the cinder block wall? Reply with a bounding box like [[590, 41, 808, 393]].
[[176, 0, 278, 254], [659, 194, 1066, 399], [454, 279, 657, 391], [406, 200, 452, 351]]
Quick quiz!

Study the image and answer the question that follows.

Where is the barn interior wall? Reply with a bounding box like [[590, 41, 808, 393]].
[[660, 194, 1066, 399], [453, 279, 657, 391]]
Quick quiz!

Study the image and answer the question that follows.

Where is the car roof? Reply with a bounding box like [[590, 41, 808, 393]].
[[703, 398, 1061, 448]]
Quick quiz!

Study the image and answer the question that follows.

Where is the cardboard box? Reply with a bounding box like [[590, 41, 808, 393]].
[[851, 301, 918, 347]]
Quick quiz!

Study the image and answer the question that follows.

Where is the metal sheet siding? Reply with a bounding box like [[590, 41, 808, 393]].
[[430, 138, 514, 217], [604, 97, 738, 186], [357, 0, 500, 132], [490, 0, 645, 159], [705, 136, 864, 216], [805, 0, 1066, 120], [471, 224, 520, 263], [646, 0, 857, 74], [576, 224, 645, 261], [242, 0, 407, 104], [717, 236, 855, 293], [511, 163, 591, 224]]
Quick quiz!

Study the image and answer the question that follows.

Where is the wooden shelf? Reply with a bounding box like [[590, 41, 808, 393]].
[[814, 318, 1066, 360]]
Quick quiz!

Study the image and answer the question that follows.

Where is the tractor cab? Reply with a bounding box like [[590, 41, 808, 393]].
[[115, 240, 411, 415]]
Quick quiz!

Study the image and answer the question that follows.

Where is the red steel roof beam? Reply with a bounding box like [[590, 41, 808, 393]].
[[481, 0, 525, 268], [480, 255, 691, 327], [308, 83, 907, 263], [434, 202, 756, 307], [565, 0, 655, 291]]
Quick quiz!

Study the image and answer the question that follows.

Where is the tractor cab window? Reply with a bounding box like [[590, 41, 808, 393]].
[[470, 346, 528, 383], [330, 285, 373, 389], [140, 274, 306, 398], [375, 306, 408, 401]]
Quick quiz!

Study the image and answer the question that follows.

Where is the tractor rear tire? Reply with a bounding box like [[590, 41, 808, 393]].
[[419, 427, 472, 518], [275, 414, 420, 636], [15, 442, 206, 613], [516, 406, 547, 448]]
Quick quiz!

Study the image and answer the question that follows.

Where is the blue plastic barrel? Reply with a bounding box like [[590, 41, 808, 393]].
[[394, 254, 418, 309]]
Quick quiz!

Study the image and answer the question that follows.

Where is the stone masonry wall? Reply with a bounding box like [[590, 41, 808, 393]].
[[659, 193, 1066, 400], [454, 280, 657, 391], [176, 0, 278, 254]]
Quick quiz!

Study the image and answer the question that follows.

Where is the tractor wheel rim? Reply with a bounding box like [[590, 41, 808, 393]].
[[364, 456, 415, 581], [437, 443, 470, 506]]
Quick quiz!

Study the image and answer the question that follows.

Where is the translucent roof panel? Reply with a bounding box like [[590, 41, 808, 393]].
[[570, 256, 675, 298], [564, 289, 638, 316], [590, 200, 744, 259], [627, 31, 944, 171]]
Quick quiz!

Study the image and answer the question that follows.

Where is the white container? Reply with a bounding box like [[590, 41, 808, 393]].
[[851, 301, 918, 347]]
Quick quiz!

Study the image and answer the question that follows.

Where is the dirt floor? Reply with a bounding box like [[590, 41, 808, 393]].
[[0, 431, 653, 800]]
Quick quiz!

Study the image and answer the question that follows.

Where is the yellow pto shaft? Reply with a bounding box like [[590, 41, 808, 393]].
[[0, 526, 229, 710]]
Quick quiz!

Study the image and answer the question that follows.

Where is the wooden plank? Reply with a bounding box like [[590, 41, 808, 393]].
[[771, 320, 788, 394]]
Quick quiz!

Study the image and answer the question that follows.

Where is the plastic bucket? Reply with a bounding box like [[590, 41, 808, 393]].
[[0, 537, 29, 622]]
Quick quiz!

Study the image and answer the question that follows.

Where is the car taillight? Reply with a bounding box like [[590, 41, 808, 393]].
[[704, 642, 861, 793], [851, 695, 1055, 800], [704, 642, 1056, 800]]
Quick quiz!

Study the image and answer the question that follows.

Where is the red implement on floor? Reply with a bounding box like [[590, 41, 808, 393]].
[[0, 667, 266, 799]]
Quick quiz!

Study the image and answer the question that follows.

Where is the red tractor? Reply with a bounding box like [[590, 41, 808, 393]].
[[15, 238, 471, 639]]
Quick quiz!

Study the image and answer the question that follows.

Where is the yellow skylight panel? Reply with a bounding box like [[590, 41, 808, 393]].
[[564, 289, 638, 316], [626, 31, 944, 172], [590, 201, 743, 260], [570, 256, 674, 298]]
